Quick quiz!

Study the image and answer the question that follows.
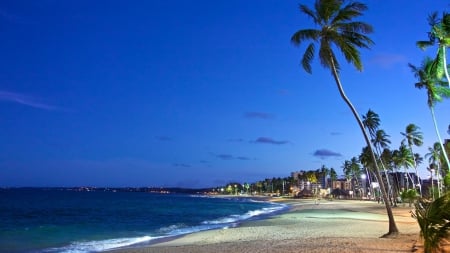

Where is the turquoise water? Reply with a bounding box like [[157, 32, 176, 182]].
[[0, 189, 287, 253]]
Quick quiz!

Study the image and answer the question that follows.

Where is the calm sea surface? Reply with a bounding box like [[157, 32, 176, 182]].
[[0, 189, 287, 253]]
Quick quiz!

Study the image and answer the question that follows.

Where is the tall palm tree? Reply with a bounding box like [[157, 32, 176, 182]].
[[291, 0, 398, 235], [343, 157, 363, 198], [401, 124, 424, 196], [343, 160, 352, 181], [381, 148, 400, 206], [359, 146, 375, 198], [410, 58, 450, 171], [330, 167, 337, 189], [371, 129, 395, 203], [417, 12, 450, 86], [394, 141, 415, 190], [426, 142, 444, 198], [319, 165, 330, 188]]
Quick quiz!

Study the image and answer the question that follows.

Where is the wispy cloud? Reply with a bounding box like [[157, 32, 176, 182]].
[[252, 137, 289, 145], [370, 53, 407, 69], [212, 153, 252, 161], [244, 112, 274, 119], [0, 91, 62, 111], [216, 154, 234, 160], [313, 149, 342, 159]]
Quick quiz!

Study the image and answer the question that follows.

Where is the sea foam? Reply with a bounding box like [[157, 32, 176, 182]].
[[44, 236, 155, 253]]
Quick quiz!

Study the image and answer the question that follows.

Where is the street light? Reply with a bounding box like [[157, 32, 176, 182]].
[[361, 174, 367, 199]]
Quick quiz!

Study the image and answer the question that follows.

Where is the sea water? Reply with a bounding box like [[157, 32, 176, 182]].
[[0, 189, 287, 253]]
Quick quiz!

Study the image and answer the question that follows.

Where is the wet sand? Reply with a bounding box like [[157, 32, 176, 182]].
[[109, 199, 421, 253]]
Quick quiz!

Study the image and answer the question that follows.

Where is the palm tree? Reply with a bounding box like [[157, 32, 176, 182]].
[[394, 141, 415, 191], [343, 160, 354, 194], [381, 148, 400, 206], [373, 130, 391, 151], [362, 110, 391, 200], [359, 146, 375, 198], [343, 157, 362, 198], [330, 167, 337, 189], [410, 58, 450, 172], [426, 142, 444, 198], [401, 123, 424, 196], [417, 12, 450, 86], [350, 157, 362, 197], [291, 0, 398, 235], [319, 165, 330, 188], [372, 129, 394, 195]]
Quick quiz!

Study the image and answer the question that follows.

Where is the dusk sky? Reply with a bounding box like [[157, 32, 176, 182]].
[[1, 1, 449, 188]]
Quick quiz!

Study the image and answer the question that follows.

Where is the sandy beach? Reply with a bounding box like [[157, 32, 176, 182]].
[[109, 198, 422, 253]]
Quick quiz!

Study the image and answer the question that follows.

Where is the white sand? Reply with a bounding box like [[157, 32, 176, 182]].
[[109, 199, 422, 253]]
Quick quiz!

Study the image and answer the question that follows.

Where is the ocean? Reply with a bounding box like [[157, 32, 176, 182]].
[[0, 188, 287, 253]]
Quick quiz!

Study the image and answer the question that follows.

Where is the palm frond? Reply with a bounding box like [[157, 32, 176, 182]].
[[443, 12, 450, 35], [417, 40, 434, 50], [333, 34, 363, 71], [291, 29, 320, 45], [413, 193, 450, 252], [434, 85, 450, 98], [344, 32, 374, 49], [316, 0, 341, 24], [299, 4, 318, 24], [331, 2, 367, 24], [302, 43, 315, 74], [408, 63, 420, 78], [427, 12, 439, 27], [432, 47, 445, 79]]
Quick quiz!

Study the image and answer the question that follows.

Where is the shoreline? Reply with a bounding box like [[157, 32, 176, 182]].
[[109, 198, 422, 253]]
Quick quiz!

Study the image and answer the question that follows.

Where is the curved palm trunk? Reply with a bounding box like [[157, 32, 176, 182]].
[[329, 58, 398, 236], [430, 107, 449, 197]]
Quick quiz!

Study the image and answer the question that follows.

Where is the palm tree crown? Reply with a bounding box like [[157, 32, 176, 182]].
[[417, 12, 450, 84], [362, 109, 381, 138], [372, 129, 391, 150], [291, 0, 374, 74], [409, 57, 450, 107], [401, 124, 424, 148]]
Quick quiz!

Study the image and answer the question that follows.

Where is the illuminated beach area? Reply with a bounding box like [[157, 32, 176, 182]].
[[110, 199, 420, 253]]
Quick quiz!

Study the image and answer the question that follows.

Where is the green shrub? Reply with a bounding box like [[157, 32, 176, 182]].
[[401, 189, 418, 207], [412, 192, 450, 253]]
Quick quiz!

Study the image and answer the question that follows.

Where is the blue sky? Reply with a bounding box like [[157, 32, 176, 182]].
[[0, 0, 449, 188]]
